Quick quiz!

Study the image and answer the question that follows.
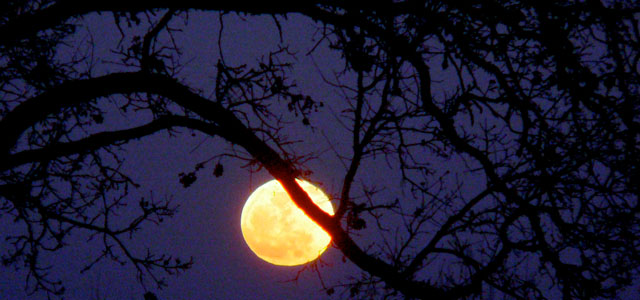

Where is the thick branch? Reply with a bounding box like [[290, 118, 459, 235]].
[[0, 72, 216, 154], [1, 115, 216, 171]]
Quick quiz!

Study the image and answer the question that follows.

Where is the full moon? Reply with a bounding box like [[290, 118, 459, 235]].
[[240, 179, 334, 266]]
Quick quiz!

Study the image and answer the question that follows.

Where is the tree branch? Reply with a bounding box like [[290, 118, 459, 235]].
[[2, 115, 217, 171], [0, 0, 318, 46], [1, 70, 448, 299]]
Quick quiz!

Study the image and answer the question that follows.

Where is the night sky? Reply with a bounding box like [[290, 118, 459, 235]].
[[2, 6, 640, 300], [1, 11, 363, 300]]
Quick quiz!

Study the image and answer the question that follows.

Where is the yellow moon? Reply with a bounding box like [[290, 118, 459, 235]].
[[241, 179, 334, 266]]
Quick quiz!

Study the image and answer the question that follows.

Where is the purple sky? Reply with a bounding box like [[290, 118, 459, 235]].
[[2, 7, 639, 300], [1, 11, 364, 300]]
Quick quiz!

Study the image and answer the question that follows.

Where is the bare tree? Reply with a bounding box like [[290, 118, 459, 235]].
[[1, 1, 639, 299]]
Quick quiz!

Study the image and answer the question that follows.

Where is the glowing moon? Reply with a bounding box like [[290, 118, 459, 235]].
[[241, 179, 334, 266]]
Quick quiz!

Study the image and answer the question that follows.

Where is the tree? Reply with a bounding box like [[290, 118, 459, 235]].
[[1, 1, 639, 299]]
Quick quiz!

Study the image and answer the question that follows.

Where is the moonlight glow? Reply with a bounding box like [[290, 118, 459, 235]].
[[241, 179, 334, 266]]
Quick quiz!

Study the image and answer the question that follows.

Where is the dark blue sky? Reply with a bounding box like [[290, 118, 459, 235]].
[[1, 11, 363, 300], [2, 6, 639, 300]]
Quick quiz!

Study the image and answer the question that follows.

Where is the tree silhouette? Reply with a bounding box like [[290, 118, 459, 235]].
[[1, 1, 639, 299]]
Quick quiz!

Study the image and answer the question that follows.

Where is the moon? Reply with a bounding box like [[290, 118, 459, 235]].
[[240, 179, 334, 266]]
